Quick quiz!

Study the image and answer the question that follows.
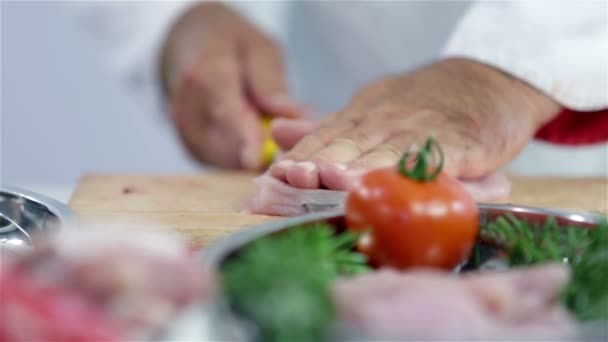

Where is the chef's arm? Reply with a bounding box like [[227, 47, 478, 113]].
[[442, 0, 608, 113], [62, 1, 198, 115]]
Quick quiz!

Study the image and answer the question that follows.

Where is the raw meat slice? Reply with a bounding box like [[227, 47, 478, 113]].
[[0, 226, 213, 342], [331, 264, 577, 341], [246, 173, 347, 216], [248, 172, 511, 216]]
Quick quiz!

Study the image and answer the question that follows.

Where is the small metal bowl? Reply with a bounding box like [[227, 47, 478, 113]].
[[200, 203, 606, 341], [0, 185, 77, 254]]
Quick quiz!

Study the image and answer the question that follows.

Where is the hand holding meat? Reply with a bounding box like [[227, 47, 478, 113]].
[[270, 58, 561, 190]]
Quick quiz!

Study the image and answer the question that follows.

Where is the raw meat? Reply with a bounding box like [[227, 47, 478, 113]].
[[331, 264, 577, 341], [0, 226, 213, 342], [246, 174, 347, 216], [248, 172, 510, 216]]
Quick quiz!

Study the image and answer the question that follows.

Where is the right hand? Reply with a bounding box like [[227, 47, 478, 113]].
[[161, 2, 308, 170]]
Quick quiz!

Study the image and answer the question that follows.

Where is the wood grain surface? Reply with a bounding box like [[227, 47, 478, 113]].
[[69, 172, 607, 246]]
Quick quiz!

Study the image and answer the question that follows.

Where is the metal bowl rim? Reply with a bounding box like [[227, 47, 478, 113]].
[[0, 184, 78, 231], [201, 203, 605, 271]]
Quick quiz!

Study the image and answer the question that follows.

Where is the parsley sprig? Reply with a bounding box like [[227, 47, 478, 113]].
[[221, 223, 368, 342], [482, 214, 608, 321]]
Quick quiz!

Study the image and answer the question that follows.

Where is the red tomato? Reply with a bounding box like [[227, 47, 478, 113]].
[[345, 168, 479, 270]]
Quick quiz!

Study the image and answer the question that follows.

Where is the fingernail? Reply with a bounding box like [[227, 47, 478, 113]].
[[333, 163, 348, 171], [296, 161, 317, 173], [275, 159, 295, 169]]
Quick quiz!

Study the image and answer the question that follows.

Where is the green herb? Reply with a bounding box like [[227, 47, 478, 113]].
[[221, 223, 369, 342], [398, 136, 444, 181], [482, 214, 608, 321], [222, 214, 607, 341]]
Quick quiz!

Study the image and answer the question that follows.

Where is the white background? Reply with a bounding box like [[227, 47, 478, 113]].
[[1, 1, 201, 201]]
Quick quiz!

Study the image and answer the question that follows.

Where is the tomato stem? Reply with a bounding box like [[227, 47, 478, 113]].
[[398, 136, 444, 181]]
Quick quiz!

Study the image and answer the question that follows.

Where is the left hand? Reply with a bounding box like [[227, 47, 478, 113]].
[[270, 58, 561, 189]]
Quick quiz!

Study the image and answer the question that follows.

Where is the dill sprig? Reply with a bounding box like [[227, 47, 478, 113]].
[[482, 214, 608, 321], [221, 223, 369, 342]]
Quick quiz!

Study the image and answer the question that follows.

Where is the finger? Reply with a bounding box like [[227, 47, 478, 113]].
[[307, 124, 390, 168], [235, 107, 265, 170], [271, 118, 320, 151], [318, 134, 414, 190], [269, 159, 292, 182], [285, 161, 321, 189], [346, 134, 414, 171], [183, 52, 263, 169], [278, 112, 351, 162], [172, 76, 242, 167], [268, 115, 350, 187], [242, 37, 308, 118], [266, 117, 318, 181], [201, 57, 265, 170], [318, 163, 360, 191]]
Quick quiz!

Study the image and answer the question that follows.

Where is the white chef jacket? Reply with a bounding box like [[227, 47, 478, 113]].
[[64, 0, 608, 176]]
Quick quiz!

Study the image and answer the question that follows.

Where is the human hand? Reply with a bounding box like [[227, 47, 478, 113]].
[[161, 2, 307, 170], [270, 58, 561, 189]]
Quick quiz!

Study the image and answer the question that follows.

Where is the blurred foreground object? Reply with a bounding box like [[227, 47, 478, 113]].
[[332, 265, 577, 341], [0, 226, 213, 342]]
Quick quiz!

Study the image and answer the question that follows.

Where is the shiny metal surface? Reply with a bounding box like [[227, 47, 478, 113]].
[[200, 203, 606, 341], [303, 203, 343, 213], [0, 185, 77, 253], [203, 209, 343, 272], [203, 203, 604, 271]]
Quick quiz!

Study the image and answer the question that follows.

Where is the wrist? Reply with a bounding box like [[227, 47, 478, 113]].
[[438, 58, 562, 131]]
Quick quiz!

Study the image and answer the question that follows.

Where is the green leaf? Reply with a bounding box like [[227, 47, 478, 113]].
[[481, 215, 608, 322], [221, 223, 369, 342]]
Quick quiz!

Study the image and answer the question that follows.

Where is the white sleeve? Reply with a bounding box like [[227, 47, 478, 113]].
[[442, 0, 608, 111], [63, 1, 289, 116], [63, 1, 198, 115]]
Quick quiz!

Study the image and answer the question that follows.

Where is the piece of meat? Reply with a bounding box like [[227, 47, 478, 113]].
[[0, 226, 214, 342], [331, 264, 577, 341], [246, 173, 348, 216], [248, 172, 511, 216]]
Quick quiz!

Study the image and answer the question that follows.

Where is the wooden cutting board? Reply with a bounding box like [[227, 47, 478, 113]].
[[68, 173, 607, 246]]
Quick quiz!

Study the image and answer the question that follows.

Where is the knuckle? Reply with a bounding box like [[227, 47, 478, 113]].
[[287, 135, 324, 157], [330, 138, 364, 155], [301, 133, 325, 149], [373, 143, 402, 158], [348, 129, 376, 147]]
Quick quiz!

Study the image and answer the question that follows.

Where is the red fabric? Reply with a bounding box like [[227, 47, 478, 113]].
[[535, 108, 608, 146]]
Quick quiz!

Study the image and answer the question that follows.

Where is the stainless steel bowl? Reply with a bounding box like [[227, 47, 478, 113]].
[[203, 203, 603, 272], [200, 203, 606, 341], [0, 185, 77, 254]]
